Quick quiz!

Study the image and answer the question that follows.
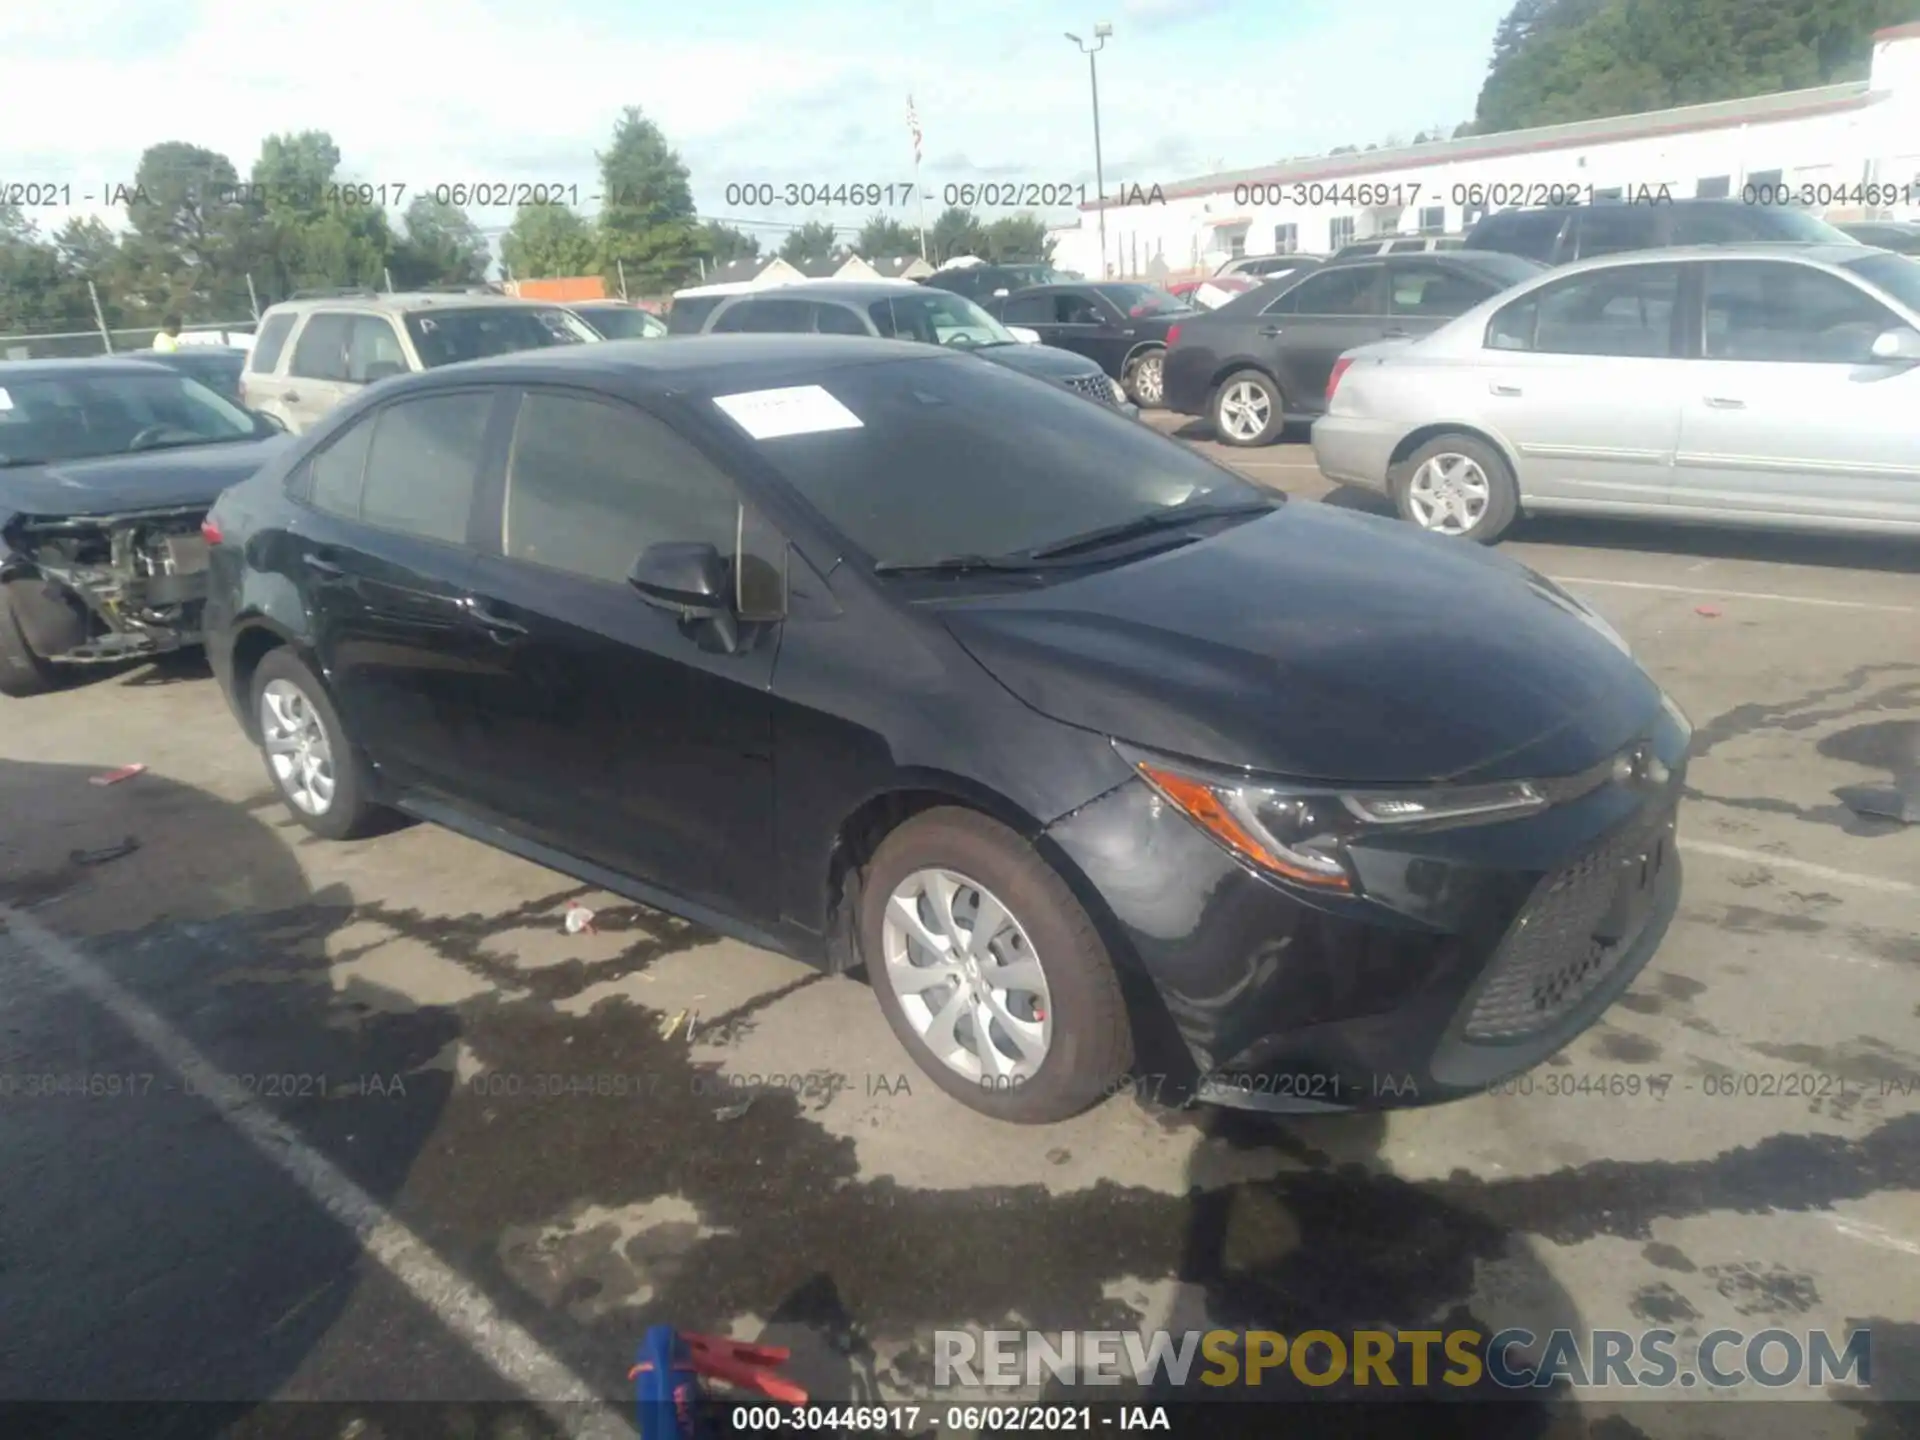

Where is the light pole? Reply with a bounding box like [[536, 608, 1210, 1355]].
[[1066, 23, 1112, 278]]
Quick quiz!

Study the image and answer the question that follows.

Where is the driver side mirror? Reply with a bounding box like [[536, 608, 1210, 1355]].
[[1869, 327, 1920, 364], [629, 541, 731, 619]]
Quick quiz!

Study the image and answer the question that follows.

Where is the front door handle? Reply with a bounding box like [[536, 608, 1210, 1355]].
[[304, 553, 345, 577], [463, 600, 527, 641], [1704, 396, 1746, 410], [1381, 327, 1409, 338], [281, 390, 301, 403], [1258, 325, 1284, 337], [1490, 383, 1522, 397]]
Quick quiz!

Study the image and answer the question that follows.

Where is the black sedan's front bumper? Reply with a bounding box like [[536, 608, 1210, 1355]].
[[1043, 719, 1688, 1112]]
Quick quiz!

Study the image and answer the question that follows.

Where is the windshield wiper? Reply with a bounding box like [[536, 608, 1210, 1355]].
[[872, 553, 1048, 577], [1025, 499, 1276, 560]]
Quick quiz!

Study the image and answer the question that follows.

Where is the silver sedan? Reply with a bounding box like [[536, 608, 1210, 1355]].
[[1311, 242, 1920, 543]]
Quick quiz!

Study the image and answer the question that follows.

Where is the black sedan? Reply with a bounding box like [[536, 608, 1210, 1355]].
[[567, 300, 669, 339], [202, 336, 1685, 1124], [0, 360, 290, 696], [985, 282, 1194, 406], [1163, 250, 1545, 445], [703, 282, 1134, 414], [126, 345, 251, 403]]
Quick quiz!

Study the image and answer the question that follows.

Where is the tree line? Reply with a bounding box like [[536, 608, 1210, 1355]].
[[0, 106, 1057, 340]]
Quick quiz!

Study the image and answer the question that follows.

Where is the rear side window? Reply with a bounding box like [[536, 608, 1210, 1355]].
[[1000, 293, 1053, 324], [811, 304, 870, 336], [1572, 206, 1659, 259], [288, 313, 353, 381], [1388, 265, 1493, 318], [249, 313, 298, 374], [713, 299, 813, 333], [305, 417, 376, 517], [669, 296, 725, 333], [345, 317, 408, 383], [359, 392, 494, 544], [1278, 265, 1384, 316], [503, 390, 738, 583], [1487, 264, 1682, 357]]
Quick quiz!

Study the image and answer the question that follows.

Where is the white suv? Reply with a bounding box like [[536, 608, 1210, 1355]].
[[239, 289, 600, 433]]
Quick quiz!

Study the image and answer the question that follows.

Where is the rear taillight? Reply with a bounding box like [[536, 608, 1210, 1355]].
[[1327, 357, 1354, 404], [201, 517, 223, 547], [1166, 323, 1181, 347]]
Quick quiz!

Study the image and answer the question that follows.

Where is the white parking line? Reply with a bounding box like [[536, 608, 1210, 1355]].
[[0, 904, 637, 1434], [1826, 1216, 1920, 1261], [1677, 840, 1919, 896], [1550, 576, 1920, 615]]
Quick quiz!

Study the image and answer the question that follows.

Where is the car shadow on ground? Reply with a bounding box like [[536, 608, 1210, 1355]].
[[0, 757, 557, 1436], [1506, 515, 1920, 576]]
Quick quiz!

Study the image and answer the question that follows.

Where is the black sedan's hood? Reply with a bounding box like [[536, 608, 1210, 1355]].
[[936, 503, 1662, 785], [974, 343, 1106, 382], [0, 437, 290, 518]]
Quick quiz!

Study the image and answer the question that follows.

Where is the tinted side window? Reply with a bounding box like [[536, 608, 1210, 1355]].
[[1001, 293, 1052, 324], [1473, 211, 1564, 261], [345, 317, 409, 382], [1703, 261, 1897, 363], [713, 299, 812, 333], [1055, 292, 1103, 324], [1285, 266, 1385, 316], [1388, 264, 1494, 318], [1490, 265, 1681, 357], [306, 417, 376, 518], [811, 303, 870, 336], [669, 296, 724, 334], [1572, 206, 1658, 259], [249, 313, 298, 374], [289, 313, 353, 381], [503, 391, 738, 584], [359, 392, 493, 545], [1671, 206, 1752, 245]]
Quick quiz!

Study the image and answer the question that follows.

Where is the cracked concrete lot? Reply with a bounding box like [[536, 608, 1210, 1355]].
[[1, 429, 1915, 1438]]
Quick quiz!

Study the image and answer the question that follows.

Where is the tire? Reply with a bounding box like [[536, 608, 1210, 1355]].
[[1210, 368, 1284, 447], [250, 648, 379, 840], [1391, 433, 1520, 544], [1123, 348, 1165, 408], [859, 807, 1132, 1124], [0, 588, 60, 698]]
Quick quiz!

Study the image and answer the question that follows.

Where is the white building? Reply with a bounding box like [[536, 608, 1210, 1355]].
[[1052, 21, 1920, 279]]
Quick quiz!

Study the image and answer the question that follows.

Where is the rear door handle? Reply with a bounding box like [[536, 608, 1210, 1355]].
[[1490, 383, 1522, 397], [463, 599, 527, 641], [1704, 396, 1746, 409]]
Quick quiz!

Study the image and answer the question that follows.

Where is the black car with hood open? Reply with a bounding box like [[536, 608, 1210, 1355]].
[[0, 359, 290, 696]]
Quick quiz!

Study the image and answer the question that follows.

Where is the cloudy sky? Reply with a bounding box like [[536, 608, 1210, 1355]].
[[2, 0, 1516, 245]]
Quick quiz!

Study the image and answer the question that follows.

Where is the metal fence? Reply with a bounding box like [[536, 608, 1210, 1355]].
[[0, 321, 259, 361]]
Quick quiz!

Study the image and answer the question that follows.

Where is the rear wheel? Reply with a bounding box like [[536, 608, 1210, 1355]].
[[860, 808, 1132, 1124], [0, 588, 60, 698], [1393, 433, 1520, 544], [1210, 369, 1284, 446], [1124, 349, 1165, 407], [251, 648, 379, 839]]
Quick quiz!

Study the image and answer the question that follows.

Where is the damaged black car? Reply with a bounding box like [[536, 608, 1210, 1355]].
[[0, 359, 290, 697]]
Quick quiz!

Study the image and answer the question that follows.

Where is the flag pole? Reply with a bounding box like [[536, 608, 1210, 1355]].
[[910, 94, 928, 262]]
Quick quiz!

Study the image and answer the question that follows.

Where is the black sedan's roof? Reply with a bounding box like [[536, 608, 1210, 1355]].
[[373, 334, 944, 398]]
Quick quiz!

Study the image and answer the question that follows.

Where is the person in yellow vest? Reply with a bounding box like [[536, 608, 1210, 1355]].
[[151, 316, 183, 353]]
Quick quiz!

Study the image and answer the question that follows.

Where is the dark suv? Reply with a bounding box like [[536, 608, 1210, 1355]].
[[1464, 199, 1857, 265]]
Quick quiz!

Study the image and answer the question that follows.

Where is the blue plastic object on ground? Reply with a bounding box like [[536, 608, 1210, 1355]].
[[631, 1323, 807, 1439]]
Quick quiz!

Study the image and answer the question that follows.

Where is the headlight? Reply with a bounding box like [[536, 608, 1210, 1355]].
[[1121, 744, 1547, 893], [1106, 375, 1126, 406]]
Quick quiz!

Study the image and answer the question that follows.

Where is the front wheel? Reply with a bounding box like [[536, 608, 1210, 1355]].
[[1124, 349, 1165, 408], [1392, 433, 1520, 544], [860, 808, 1132, 1124], [251, 648, 380, 839], [0, 588, 60, 698], [1210, 369, 1284, 447]]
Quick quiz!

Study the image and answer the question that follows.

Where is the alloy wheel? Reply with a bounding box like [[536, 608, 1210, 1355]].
[[260, 678, 336, 815], [1406, 453, 1492, 535], [1217, 380, 1271, 441], [880, 867, 1053, 1084], [1133, 353, 1164, 405]]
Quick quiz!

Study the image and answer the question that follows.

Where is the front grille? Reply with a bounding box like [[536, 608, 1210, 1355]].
[[1462, 801, 1674, 1043], [1060, 373, 1119, 407]]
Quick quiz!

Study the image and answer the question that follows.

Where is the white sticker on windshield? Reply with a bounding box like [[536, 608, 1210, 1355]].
[[0, 387, 12, 411], [712, 385, 863, 440]]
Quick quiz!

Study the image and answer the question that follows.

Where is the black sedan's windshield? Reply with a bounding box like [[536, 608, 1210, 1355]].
[[868, 291, 1016, 349], [0, 371, 258, 467], [704, 354, 1274, 570], [404, 306, 595, 367], [577, 305, 666, 339], [1843, 252, 1920, 314]]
